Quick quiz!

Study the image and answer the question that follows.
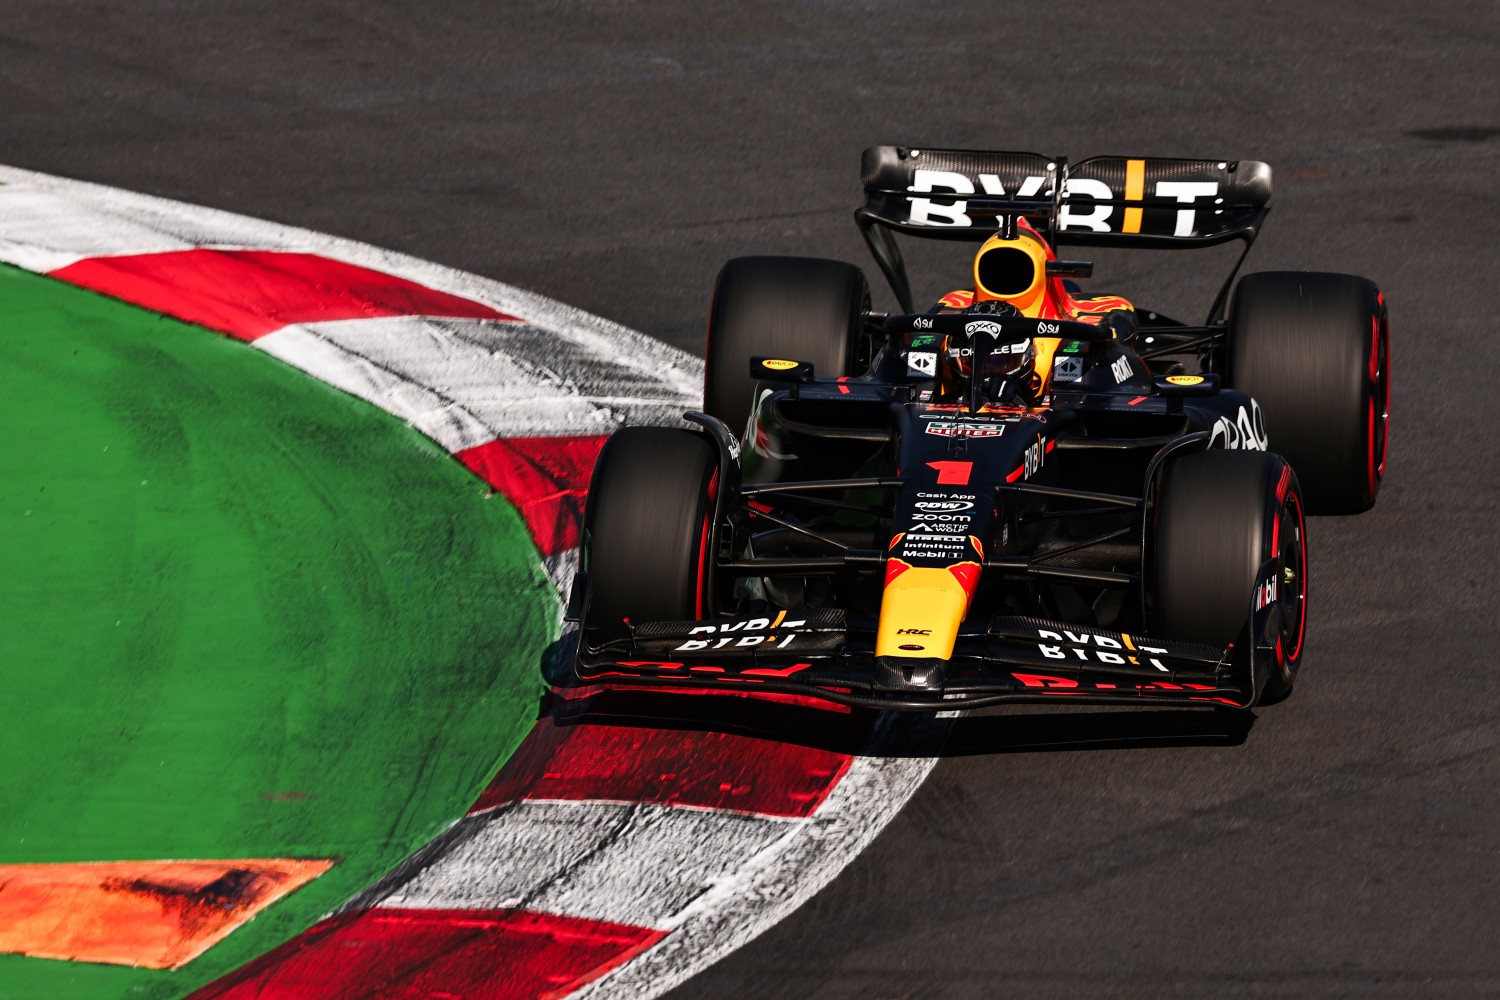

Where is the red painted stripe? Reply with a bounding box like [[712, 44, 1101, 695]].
[[190, 907, 664, 1000], [49, 249, 516, 342], [471, 689, 866, 818], [456, 436, 609, 557]]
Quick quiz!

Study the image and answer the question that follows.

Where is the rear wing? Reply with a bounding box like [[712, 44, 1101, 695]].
[[855, 145, 1273, 316]]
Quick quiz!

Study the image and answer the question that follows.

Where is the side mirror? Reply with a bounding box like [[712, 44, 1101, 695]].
[[1152, 373, 1221, 396], [750, 356, 815, 383]]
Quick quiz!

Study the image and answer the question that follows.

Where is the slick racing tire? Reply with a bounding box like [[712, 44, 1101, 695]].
[[1226, 271, 1389, 515], [580, 426, 718, 644], [1153, 450, 1308, 704], [705, 256, 870, 437]]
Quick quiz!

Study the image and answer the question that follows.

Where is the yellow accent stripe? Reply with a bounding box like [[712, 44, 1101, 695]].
[[1123, 159, 1145, 233], [1122, 632, 1137, 650], [771, 609, 787, 628]]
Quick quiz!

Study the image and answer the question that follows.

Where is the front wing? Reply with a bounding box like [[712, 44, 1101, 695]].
[[576, 613, 1248, 711]]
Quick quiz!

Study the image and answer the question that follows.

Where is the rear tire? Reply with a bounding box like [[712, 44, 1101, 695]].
[[705, 256, 870, 436], [1153, 450, 1308, 704], [580, 427, 718, 643], [1226, 270, 1389, 514]]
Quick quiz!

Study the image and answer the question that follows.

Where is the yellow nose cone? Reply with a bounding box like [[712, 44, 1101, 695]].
[[875, 562, 978, 659]]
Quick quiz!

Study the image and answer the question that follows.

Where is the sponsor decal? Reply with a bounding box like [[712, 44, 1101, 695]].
[[1255, 574, 1278, 611], [1166, 374, 1204, 386], [620, 659, 816, 676], [899, 644, 926, 651], [923, 403, 1034, 417], [761, 359, 798, 371], [925, 420, 1006, 439], [686, 616, 807, 634], [1036, 627, 1170, 672], [912, 316, 935, 330], [896, 628, 931, 636], [1110, 356, 1133, 383], [1062, 340, 1084, 354], [1209, 399, 1269, 451], [1021, 438, 1047, 480], [906, 167, 1220, 236], [1053, 355, 1084, 382], [915, 499, 975, 512], [675, 634, 801, 651], [964, 319, 1004, 337], [907, 351, 937, 377], [1010, 674, 1234, 703], [675, 613, 809, 652], [910, 334, 937, 348], [896, 532, 970, 559]]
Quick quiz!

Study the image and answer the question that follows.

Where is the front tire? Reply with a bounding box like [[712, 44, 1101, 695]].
[[1226, 270, 1389, 514], [580, 427, 718, 644], [1153, 450, 1308, 704], [704, 256, 870, 436]]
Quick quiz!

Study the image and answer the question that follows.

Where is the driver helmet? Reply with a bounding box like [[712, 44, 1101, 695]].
[[949, 299, 1034, 382]]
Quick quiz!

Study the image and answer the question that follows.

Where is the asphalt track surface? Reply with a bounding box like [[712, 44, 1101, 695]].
[[4, 2, 1498, 997]]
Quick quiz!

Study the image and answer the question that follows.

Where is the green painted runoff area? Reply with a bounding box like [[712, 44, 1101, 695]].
[[0, 265, 556, 998]]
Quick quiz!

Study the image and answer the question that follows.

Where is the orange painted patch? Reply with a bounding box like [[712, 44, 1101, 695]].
[[0, 858, 333, 970]]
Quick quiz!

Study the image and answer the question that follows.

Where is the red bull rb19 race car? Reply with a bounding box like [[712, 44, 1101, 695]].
[[567, 147, 1390, 711]]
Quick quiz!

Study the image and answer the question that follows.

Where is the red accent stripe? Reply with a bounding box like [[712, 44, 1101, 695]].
[[189, 907, 664, 1000], [471, 689, 865, 818], [946, 561, 982, 597], [1127, 395, 1149, 406], [1005, 465, 1026, 483], [1378, 311, 1390, 479], [926, 460, 972, 485], [884, 557, 912, 586], [456, 436, 609, 557], [49, 249, 516, 342], [1287, 491, 1308, 662]]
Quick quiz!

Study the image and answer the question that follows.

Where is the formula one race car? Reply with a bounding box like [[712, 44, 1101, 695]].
[[568, 147, 1390, 711]]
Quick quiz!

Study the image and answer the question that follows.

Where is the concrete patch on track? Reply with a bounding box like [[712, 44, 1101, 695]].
[[0, 165, 945, 999]]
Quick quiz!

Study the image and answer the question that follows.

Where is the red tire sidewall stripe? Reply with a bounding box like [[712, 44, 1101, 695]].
[[1287, 489, 1308, 663]]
